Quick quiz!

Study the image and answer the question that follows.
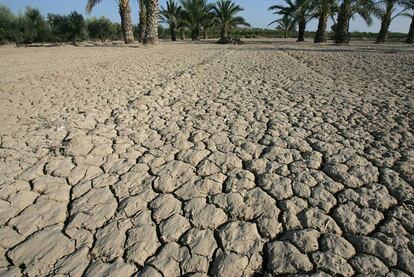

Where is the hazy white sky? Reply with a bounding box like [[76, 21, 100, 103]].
[[0, 0, 412, 33]]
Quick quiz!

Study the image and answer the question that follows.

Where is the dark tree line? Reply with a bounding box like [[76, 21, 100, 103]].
[[0, 6, 124, 45], [268, 0, 414, 43]]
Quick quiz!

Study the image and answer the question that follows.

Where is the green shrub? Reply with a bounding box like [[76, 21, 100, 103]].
[[87, 17, 115, 42], [48, 11, 85, 44], [15, 7, 50, 44], [0, 5, 16, 44]]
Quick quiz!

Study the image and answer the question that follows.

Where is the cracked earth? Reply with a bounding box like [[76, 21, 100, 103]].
[[0, 40, 413, 277]]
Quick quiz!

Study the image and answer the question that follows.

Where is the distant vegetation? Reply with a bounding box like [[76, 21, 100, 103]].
[[0, 0, 412, 45], [0, 6, 124, 45]]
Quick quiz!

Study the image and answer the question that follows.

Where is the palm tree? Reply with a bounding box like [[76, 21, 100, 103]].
[[397, 0, 414, 43], [201, 12, 216, 39], [178, 10, 187, 39], [160, 0, 182, 41], [269, 0, 315, 42], [268, 15, 296, 38], [314, 0, 338, 42], [86, 0, 134, 43], [375, 0, 403, 43], [212, 0, 250, 43], [334, 0, 376, 43], [138, 0, 147, 42], [144, 0, 159, 44], [180, 0, 213, 40]]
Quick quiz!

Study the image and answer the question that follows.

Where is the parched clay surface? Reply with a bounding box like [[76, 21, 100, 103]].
[[0, 40, 413, 276]]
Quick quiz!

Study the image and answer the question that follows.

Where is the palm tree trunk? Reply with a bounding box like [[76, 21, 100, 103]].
[[119, 0, 134, 43], [191, 27, 199, 40], [144, 0, 159, 44], [170, 23, 177, 41], [407, 15, 414, 43], [203, 29, 208, 39], [315, 13, 329, 43], [220, 26, 228, 40], [335, 0, 351, 44], [376, 3, 393, 43], [297, 19, 306, 42], [138, 0, 147, 42], [180, 28, 185, 40]]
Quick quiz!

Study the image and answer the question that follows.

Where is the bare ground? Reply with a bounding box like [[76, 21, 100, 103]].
[[0, 40, 414, 276]]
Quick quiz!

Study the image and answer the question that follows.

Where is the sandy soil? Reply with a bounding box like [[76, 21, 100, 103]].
[[0, 39, 413, 277]]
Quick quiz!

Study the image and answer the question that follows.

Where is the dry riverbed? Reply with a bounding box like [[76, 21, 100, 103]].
[[0, 39, 413, 276]]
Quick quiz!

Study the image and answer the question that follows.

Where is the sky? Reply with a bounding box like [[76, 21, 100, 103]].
[[0, 0, 411, 33]]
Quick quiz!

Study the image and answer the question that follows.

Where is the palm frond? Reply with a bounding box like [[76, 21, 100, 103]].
[[86, 0, 105, 13]]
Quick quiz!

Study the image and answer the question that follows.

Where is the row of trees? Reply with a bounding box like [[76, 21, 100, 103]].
[[85, 0, 249, 44], [269, 0, 414, 43], [0, 6, 128, 44], [159, 0, 249, 42], [92, 0, 413, 45], [1, 0, 413, 45]]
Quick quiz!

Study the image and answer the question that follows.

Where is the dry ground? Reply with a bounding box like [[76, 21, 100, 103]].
[[0, 39, 413, 277]]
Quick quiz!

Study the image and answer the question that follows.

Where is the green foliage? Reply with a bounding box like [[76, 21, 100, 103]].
[[48, 12, 86, 44], [15, 7, 50, 44], [212, 0, 249, 31], [160, 0, 182, 27], [87, 17, 115, 42], [180, 0, 213, 39], [0, 5, 16, 44], [160, 0, 182, 40], [112, 23, 123, 40], [269, 0, 316, 26]]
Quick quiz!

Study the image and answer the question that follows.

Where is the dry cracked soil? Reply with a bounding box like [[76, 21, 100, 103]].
[[0, 39, 413, 277]]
